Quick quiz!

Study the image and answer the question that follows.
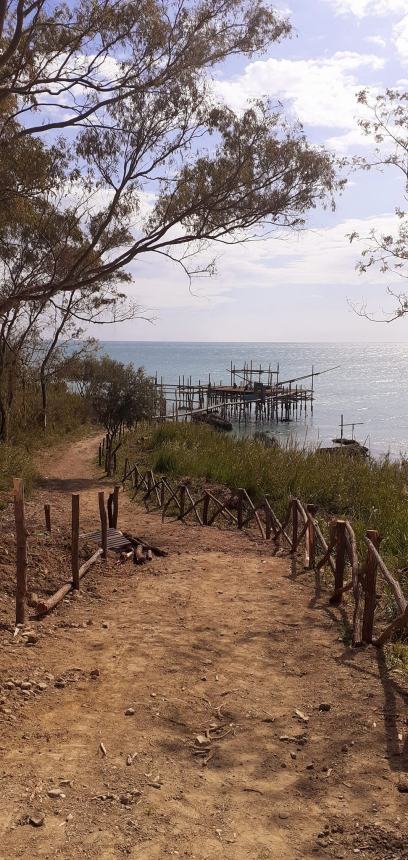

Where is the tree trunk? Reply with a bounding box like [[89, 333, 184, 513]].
[[40, 370, 47, 431], [105, 434, 113, 477], [0, 393, 9, 442]]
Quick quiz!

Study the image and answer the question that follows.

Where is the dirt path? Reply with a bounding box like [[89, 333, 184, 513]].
[[0, 434, 407, 859]]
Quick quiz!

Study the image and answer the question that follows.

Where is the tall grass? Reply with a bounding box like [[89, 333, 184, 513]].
[[0, 384, 93, 503], [120, 422, 408, 581], [0, 444, 37, 506]]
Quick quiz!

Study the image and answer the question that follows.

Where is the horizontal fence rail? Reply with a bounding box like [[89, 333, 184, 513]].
[[121, 458, 408, 649]]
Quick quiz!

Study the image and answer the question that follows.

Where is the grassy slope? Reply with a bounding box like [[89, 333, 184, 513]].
[[0, 387, 94, 505], [119, 422, 408, 586]]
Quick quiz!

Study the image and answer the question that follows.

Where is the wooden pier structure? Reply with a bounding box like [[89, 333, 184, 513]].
[[153, 361, 339, 427]]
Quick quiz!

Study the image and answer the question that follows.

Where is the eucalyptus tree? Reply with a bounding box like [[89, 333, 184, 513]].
[[349, 89, 408, 322], [0, 0, 340, 313]]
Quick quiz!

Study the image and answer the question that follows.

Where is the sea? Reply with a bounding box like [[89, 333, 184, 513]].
[[98, 341, 408, 458]]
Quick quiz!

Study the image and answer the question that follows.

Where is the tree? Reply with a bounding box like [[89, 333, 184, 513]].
[[0, 1, 340, 313], [349, 88, 408, 322], [82, 358, 158, 475]]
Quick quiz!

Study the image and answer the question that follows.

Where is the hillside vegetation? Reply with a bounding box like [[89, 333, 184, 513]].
[[120, 422, 408, 587]]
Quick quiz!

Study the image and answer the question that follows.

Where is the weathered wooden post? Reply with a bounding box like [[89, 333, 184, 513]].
[[332, 519, 346, 604], [123, 457, 129, 481], [98, 443, 102, 467], [98, 491, 108, 559], [44, 503, 51, 533], [203, 491, 210, 526], [305, 504, 318, 568], [160, 479, 166, 509], [237, 489, 244, 529], [291, 498, 298, 554], [71, 493, 80, 590], [13, 478, 27, 625], [362, 529, 381, 644], [179, 484, 186, 520], [113, 484, 120, 529], [264, 496, 272, 540], [107, 492, 114, 528], [147, 470, 152, 498]]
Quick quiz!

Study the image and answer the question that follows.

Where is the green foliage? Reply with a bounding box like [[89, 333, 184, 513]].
[[0, 1, 340, 312], [0, 381, 93, 502], [71, 355, 158, 435], [0, 443, 37, 504]]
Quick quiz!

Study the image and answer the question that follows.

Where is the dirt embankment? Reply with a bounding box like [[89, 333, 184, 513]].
[[0, 434, 407, 860]]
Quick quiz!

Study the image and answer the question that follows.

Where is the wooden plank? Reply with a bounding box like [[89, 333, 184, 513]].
[[184, 487, 204, 525], [313, 519, 336, 576], [179, 485, 186, 520], [264, 497, 272, 540], [122, 531, 168, 557], [98, 491, 108, 559], [202, 492, 210, 526], [332, 520, 346, 604], [374, 604, 408, 647], [345, 522, 363, 646], [13, 478, 27, 625], [161, 480, 182, 518], [364, 535, 406, 615], [36, 549, 103, 616], [204, 490, 238, 524], [362, 530, 380, 644], [272, 503, 293, 549], [241, 489, 266, 539], [71, 493, 80, 591], [305, 504, 318, 568], [237, 489, 244, 529]]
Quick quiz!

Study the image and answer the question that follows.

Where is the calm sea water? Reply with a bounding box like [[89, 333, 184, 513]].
[[99, 341, 408, 457]]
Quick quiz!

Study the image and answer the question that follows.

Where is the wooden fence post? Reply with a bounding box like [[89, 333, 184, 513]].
[[305, 504, 318, 568], [179, 484, 186, 520], [113, 484, 120, 529], [107, 492, 114, 528], [98, 491, 108, 559], [147, 470, 152, 498], [98, 443, 102, 467], [362, 529, 380, 644], [160, 480, 166, 509], [123, 457, 129, 481], [237, 489, 244, 529], [203, 491, 210, 526], [113, 450, 117, 474], [264, 496, 272, 540], [71, 493, 80, 590], [44, 503, 51, 533], [13, 478, 27, 625], [332, 519, 346, 604], [291, 498, 298, 554]]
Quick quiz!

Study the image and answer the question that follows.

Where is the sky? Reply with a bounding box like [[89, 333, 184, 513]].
[[101, 0, 408, 343]]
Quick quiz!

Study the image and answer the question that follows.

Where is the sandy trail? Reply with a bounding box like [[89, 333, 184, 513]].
[[0, 434, 406, 859]]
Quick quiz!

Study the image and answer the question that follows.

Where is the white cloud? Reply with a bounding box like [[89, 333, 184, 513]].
[[393, 14, 408, 64], [214, 51, 383, 132], [365, 34, 387, 47], [215, 214, 400, 290], [325, 127, 374, 151], [121, 213, 400, 313], [325, 0, 407, 17]]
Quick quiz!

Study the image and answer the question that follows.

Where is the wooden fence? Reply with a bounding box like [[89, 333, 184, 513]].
[[121, 461, 408, 648]]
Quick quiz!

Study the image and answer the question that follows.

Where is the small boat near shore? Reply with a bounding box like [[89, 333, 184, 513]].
[[192, 412, 233, 432]]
